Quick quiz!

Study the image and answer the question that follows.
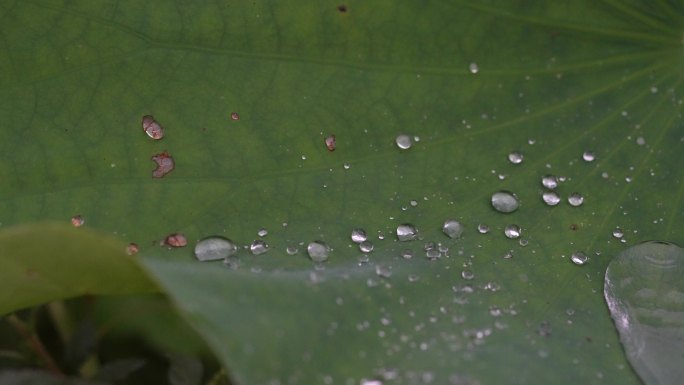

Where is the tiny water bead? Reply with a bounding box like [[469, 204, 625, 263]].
[[401, 249, 414, 259], [194, 236, 237, 261], [542, 191, 561, 206], [461, 270, 474, 280], [604, 241, 684, 385], [249, 240, 269, 255], [257, 228, 268, 237], [286, 246, 298, 255], [568, 192, 584, 207], [307, 241, 330, 262], [570, 251, 588, 266], [504, 224, 521, 239], [469, 62, 479, 74], [351, 228, 368, 243], [491, 191, 519, 213], [325, 134, 336, 151], [395, 134, 412, 150], [542, 175, 558, 189], [359, 241, 374, 253], [582, 150, 596, 162], [71, 215, 84, 227], [477, 224, 490, 234], [396, 224, 418, 241], [613, 228, 624, 239], [508, 151, 523, 165], [142, 115, 164, 140], [151, 152, 175, 178], [442, 219, 464, 239], [164, 233, 187, 248]]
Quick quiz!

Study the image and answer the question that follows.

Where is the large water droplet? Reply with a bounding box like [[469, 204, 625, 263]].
[[194, 236, 237, 261], [508, 151, 523, 164], [395, 134, 412, 150], [604, 241, 684, 385], [491, 191, 519, 213], [570, 251, 588, 265], [568, 192, 584, 207], [396, 224, 418, 241], [307, 241, 330, 262], [359, 241, 374, 253], [142, 115, 164, 140], [442, 219, 464, 239], [542, 175, 558, 189], [504, 224, 521, 239], [542, 191, 561, 206], [351, 228, 368, 243]]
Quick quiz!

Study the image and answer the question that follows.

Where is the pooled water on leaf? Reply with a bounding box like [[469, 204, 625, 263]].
[[249, 240, 269, 255], [351, 228, 368, 243], [395, 134, 412, 150], [194, 236, 237, 261], [542, 191, 560, 206], [442, 219, 464, 239], [570, 251, 588, 266], [504, 224, 521, 239], [542, 175, 558, 189], [375, 264, 392, 278], [508, 151, 523, 165], [604, 241, 684, 385], [491, 191, 519, 213], [396, 224, 418, 241], [307, 241, 330, 262], [568, 192, 584, 207]]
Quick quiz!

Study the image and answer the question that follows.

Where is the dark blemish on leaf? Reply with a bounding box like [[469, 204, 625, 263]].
[[151, 151, 175, 178], [164, 233, 187, 248], [142, 115, 164, 140], [570, 224, 578, 231], [337, 4, 347, 13], [231, 112, 240, 120], [325, 134, 336, 151], [585, 336, 592, 343]]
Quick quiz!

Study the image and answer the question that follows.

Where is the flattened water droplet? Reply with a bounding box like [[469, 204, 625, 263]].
[[570, 251, 588, 266], [375, 264, 392, 278], [542, 191, 561, 206], [142, 115, 164, 140], [568, 192, 584, 207], [194, 236, 236, 261], [491, 191, 519, 213], [508, 151, 523, 164], [396, 224, 418, 241], [257, 228, 268, 237], [582, 150, 596, 162], [395, 134, 412, 150], [359, 241, 374, 253], [442, 219, 464, 239], [477, 224, 490, 234], [307, 241, 330, 262], [351, 228, 368, 243], [469, 62, 479, 74], [604, 241, 684, 385], [249, 240, 269, 255], [164, 233, 187, 248], [542, 175, 559, 189], [504, 224, 521, 239], [286, 246, 298, 255], [613, 228, 624, 239], [401, 249, 414, 259], [151, 152, 175, 178], [71, 215, 84, 227]]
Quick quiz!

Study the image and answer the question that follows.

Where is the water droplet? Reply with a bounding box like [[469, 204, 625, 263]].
[[636, 136, 646, 146], [468, 62, 479, 74], [604, 241, 684, 385], [361, 379, 383, 385], [582, 150, 596, 162], [477, 224, 490, 234], [568, 192, 584, 207], [357, 254, 370, 265], [164, 233, 187, 248], [613, 228, 624, 239], [570, 251, 588, 266], [375, 264, 392, 278], [442, 219, 464, 239], [408, 274, 419, 282], [395, 134, 412, 150], [257, 228, 268, 237], [491, 191, 519, 213], [542, 191, 561, 206], [359, 241, 374, 253], [142, 115, 164, 140], [461, 270, 474, 280], [151, 152, 175, 178], [542, 175, 559, 189], [351, 228, 368, 243], [401, 249, 414, 259], [343, 162, 351, 170], [396, 224, 418, 241], [71, 215, 84, 228], [286, 246, 298, 255], [194, 236, 236, 261], [126, 243, 139, 255], [508, 151, 523, 164], [325, 134, 336, 151], [307, 241, 330, 262], [230, 112, 240, 120], [425, 248, 440, 260], [504, 224, 521, 239], [249, 240, 269, 255]]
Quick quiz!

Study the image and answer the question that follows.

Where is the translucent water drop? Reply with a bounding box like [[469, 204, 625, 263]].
[[142, 115, 164, 140], [194, 236, 237, 261], [491, 191, 519, 213], [568, 192, 584, 207], [461, 270, 474, 280], [636, 136, 646, 146], [375, 264, 392, 278], [358, 254, 370, 264], [257, 228, 268, 237], [542, 175, 559, 189], [396, 224, 418, 241], [408, 274, 419, 282], [307, 241, 330, 262], [343, 163, 351, 170], [469, 62, 479, 74], [401, 249, 414, 259], [504, 224, 521, 239], [395, 134, 412, 150], [542, 191, 561, 206], [570, 251, 588, 266], [477, 224, 490, 234], [425, 248, 440, 260], [351, 228, 368, 243], [359, 241, 374, 253], [604, 241, 684, 385], [442, 219, 464, 239], [508, 151, 523, 164], [582, 151, 596, 162], [286, 246, 298, 255], [613, 228, 624, 239], [249, 240, 269, 255], [71, 215, 84, 228]]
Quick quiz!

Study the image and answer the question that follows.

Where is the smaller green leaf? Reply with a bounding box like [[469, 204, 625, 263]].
[[0, 223, 158, 315]]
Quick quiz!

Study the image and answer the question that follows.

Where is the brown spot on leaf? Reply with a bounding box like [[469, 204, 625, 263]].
[[337, 4, 347, 13]]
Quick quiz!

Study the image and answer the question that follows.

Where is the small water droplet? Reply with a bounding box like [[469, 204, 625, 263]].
[[71, 215, 84, 228], [359, 241, 374, 253], [425, 248, 440, 260], [508, 151, 523, 164], [504, 224, 521, 239], [568, 192, 584, 207], [126, 243, 139, 255], [636, 136, 646, 146], [489, 306, 502, 317], [164, 233, 188, 248], [343, 162, 351, 170], [194, 236, 236, 261], [442, 219, 464, 239], [351, 228, 368, 243], [542, 175, 559, 189], [613, 228, 624, 239], [477, 224, 490, 234], [542, 191, 561, 206], [408, 274, 419, 282], [396, 224, 418, 241], [257, 228, 268, 237], [286, 246, 298, 255], [461, 270, 474, 280], [395, 134, 412, 150], [357, 254, 370, 264], [401, 249, 414, 259], [570, 251, 588, 265], [142, 115, 164, 140], [410, 200, 418, 207], [375, 264, 392, 278], [249, 239, 269, 255], [582, 150, 596, 162], [230, 112, 240, 120], [307, 241, 330, 262], [491, 191, 519, 213], [325, 134, 336, 151], [469, 62, 479, 74], [151, 152, 175, 178]]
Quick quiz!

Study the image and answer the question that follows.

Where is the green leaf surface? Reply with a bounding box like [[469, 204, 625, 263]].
[[2, 0, 684, 384]]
